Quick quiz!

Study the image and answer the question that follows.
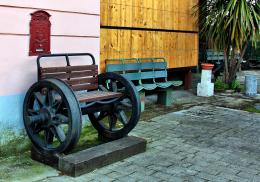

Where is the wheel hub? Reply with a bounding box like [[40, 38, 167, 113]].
[[39, 107, 55, 125]]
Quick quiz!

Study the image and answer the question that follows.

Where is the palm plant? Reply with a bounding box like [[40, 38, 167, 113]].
[[195, 0, 259, 85]]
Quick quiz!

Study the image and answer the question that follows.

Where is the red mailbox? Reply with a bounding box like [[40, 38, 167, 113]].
[[29, 10, 51, 56]]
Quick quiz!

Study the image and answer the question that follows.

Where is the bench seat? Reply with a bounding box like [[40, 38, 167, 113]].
[[76, 91, 122, 103], [142, 83, 157, 90], [135, 85, 144, 92]]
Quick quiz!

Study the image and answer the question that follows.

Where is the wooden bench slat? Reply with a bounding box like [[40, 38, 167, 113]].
[[154, 70, 167, 78], [141, 71, 155, 79], [124, 63, 140, 71], [106, 64, 124, 72], [76, 91, 122, 103], [65, 77, 97, 85], [41, 70, 98, 79], [123, 72, 141, 81], [41, 65, 97, 74], [71, 84, 98, 91]]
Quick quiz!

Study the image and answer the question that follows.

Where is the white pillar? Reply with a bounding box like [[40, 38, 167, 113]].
[[197, 67, 214, 97]]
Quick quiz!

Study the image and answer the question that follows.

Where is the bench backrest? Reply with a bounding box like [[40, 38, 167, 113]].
[[37, 53, 98, 91], [106, 58, 168, 82], [39, 65, 98, 91], [206, 49, 224, 61]]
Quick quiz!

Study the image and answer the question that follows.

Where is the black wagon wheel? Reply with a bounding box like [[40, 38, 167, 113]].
[[23, 78, 82, 154], [88, 72, 141, 140]]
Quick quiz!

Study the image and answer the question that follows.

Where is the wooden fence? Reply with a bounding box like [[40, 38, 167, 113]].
[[100, 0, 199, 72]]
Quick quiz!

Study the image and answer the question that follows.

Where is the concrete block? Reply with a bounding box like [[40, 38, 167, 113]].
[[31, 136, 147, 177], [197, 82, 214, 97]]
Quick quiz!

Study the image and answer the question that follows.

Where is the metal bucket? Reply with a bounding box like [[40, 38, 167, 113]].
[[245, 75, 258, 96]]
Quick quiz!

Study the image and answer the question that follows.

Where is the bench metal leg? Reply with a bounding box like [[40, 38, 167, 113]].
[[157, 88, 173, 106], [139, 91, 145, 112]]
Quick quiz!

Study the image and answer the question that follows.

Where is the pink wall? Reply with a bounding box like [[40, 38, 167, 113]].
[[0, 0, 100, 14], [0, 1, 100, 96]]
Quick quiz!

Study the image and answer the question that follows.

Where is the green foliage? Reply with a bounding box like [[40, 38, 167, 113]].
[[0, 124, 101, 157], [244, 107, 260, 113], [0, 125, 102, 181], [69, 124, 102, 153], [195, 0, 259, 84], [214, 78, 242, 91], [196, 0, 259, 51], [230, 79, 242, 90], [214, 78, 229, 90], [0, 130, 31, 158]]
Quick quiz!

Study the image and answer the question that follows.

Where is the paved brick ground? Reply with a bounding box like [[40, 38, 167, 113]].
[[38, 105, 260, 182]]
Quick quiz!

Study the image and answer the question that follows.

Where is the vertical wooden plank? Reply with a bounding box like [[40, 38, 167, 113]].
[[119, 29, 131, 58], [175, 32, 181, 67], [193, 33, 199, 66], [108, 3, 121, 26], [107, 29, 120, 59], [178, 0, 184, 30], [153, 0, 165, 29], [163, 32, 170, 66], [164, 0, 172, 30], [143, 31, 154, 58], [100, 2, 108, 26], [158, 31, 164, 58], [100, 29, 108, 72], [143, 0, 153, 9], [172, 0, 179, 30], [131, 30, 144, 58], [132, 1, 144, 28], [143, 7, 153, 28], [121, 3, 132, 27], [169, 32, 178, 68]]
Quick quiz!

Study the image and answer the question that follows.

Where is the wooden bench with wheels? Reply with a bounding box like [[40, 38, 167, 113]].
[[106, 58, 183, 111], [23, 53, 141, 154]]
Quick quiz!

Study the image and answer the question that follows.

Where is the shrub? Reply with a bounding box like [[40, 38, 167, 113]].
[[214, 78, 229, 90], [231, 80, 242, 91]]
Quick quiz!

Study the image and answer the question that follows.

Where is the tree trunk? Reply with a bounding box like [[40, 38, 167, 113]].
[[223, 49, 230, 83], [225, 44, 248, 86]]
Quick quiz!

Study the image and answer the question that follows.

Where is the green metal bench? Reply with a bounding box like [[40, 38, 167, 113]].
[[206, 49, 225, 63], [106, 58, 183, 111]]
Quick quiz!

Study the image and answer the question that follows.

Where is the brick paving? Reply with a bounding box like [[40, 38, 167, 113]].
[[38, 105, 260, 182]]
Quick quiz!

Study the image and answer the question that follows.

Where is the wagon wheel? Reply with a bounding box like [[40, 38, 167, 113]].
[[23, 79, 81, 154], [88, 72, 141, 140]]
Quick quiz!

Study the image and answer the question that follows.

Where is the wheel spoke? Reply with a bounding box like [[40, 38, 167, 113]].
[[117, 99, 132, 111], [99, 85, 109, 91], [47, 90, 55, 107], [108, 115, 117, 131], [109, 81, 118, 92], [52, 126, 66, 143], [32, 123, 43, 134], [117, 110, 128, 126], [44, 129, 54, 146], [28, 109, 39, 116], [53, 99, 62, 113], [95, 112, 109, 121], [33, 92, 46, 106], [28, 115, 42, 124], [56, 114, 69, 124], [120, 100, 132, 108]]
